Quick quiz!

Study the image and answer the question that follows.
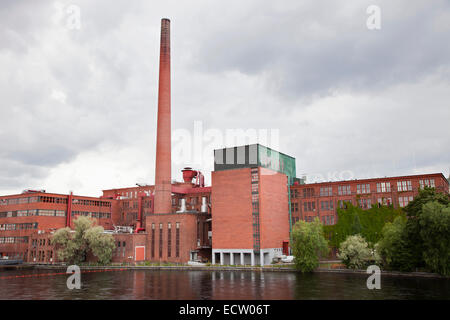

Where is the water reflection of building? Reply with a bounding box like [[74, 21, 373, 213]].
[[210, 271, 295, 300]]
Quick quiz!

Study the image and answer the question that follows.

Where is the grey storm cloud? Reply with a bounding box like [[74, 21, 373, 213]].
[[190, 0, 450, 100], [0, 0, 449, 195]]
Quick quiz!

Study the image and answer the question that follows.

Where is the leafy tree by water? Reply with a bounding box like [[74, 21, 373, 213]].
[[292, 218, 329, 272], [337, 234, 377, 269], [376, 216, 415, 271], [401, 187, 450, 270], [419, 201, 450, 276], [376, 188, 450, 275], [52, 216, 115, 265]]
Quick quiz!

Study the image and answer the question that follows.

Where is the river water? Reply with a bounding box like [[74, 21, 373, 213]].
[[0, 268, 448, 300]]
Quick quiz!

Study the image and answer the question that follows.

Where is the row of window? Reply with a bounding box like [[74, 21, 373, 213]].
[[30, 249, 53, 262], [358, 198, 372, 209], [0, 210, 66, 218], [377, 197, 392, 206], [322, 215, 335, 225], [376, 182, 391, 193], [303, 201, 316, 212], [0, 223, 38, 231], [397, 181, 413, 192], [71, 211, 111, 219], [320, 200, 334, 211], [338, 185, 351, 195], [296, 215, 334, 225], [291, 178, 438, 198], [398, 196, 413, 208], [251, 168, 260, 251], [357, 184, 371, 194], [31, 238, 51, 247], [0, 197, 39, 205], [0, 196, 111, 207], [320, 187, 333, 197], [0, 236, 29, 244], [72, 199, 111, 207], [419, 179, 435, 189], [150, 222, 181, 258]]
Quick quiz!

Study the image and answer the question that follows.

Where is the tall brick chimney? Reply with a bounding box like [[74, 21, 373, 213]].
[[153, 18, 172, 214]]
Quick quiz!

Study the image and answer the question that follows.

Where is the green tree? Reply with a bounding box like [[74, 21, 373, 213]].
[[402, 187, 450, 270], [419, 201, 450, 276], [337, 234, 377, 269], [351, 214, 362, 235], [376, 188, 450, 275], [85, 226, 116, 265], [376, 216, 415, 271], [52, 216, 115, 265], [292, 218, 329, 272]]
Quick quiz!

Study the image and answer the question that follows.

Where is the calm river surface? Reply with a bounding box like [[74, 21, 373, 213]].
[[0, 268, 449, 300]]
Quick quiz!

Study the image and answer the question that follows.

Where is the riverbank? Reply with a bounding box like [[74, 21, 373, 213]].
[[20, 263, 446, 279]]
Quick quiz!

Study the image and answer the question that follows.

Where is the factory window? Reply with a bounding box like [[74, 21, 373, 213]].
[[338, 185, 351, 196], [338, 200, 352, 209], [358, 198, 372, 209], [398, 196, 413, 208], [290, 189, 298, 199], [303, 188, 314, 198], [17, 210, 28, 217], [320, 187, 332, 197], [397, 180, 412, 192], [251, 172, 258, 182], [291, 202, 298, 212], [303, 201, 316, 212], [251, 183, 258, 193], [176, 222, 180, 258], [420, 179, 435, 189], [320, 201, 333, 211], [55, 210, 66, 217], [167, 223, 172, 258], [376, 182, 391, 193], [38, 210, 55, 216], [356, 184, 370, 194], [252, 194, 259, 202], [151, 224, 155, 258]]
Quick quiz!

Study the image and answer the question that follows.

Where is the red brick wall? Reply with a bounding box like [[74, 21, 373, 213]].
[[290, 173, 449, 225], [211, 168, 253, 249], [110, 233, 147, 263], [145, 213, 198, 263], [259, 167, 290, 249]]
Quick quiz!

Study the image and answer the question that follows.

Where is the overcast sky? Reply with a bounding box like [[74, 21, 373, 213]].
[[1, 0, 449, 197]]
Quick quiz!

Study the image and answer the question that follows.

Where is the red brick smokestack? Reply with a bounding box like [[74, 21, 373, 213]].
[[154, 18, 172, 214]]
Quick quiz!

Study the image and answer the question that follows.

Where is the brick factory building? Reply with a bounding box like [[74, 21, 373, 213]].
[[1, 18, 449, 266], [289, 172, 449, 227]]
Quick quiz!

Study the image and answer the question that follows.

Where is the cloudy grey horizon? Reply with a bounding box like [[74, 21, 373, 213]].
[[1, 0, 449, 197]]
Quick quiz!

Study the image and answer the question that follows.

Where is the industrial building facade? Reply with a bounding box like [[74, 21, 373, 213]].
[[1, 18, 449, 266], [1, 171, 448, 265]]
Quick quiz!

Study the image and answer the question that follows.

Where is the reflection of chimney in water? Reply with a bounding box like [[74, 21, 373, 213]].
[[154, 18, 172, 214]]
